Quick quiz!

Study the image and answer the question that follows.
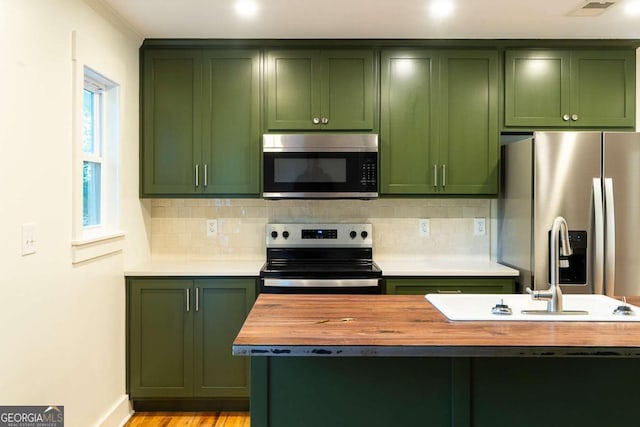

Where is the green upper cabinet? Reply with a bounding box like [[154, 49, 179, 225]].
[[200, 50, 261, 195], [504, 49, 636, 128], [141, 49, 261, 197], [142, 50, 202, 195], [381, 49, 499, 195], [266, 49, 376, 131]]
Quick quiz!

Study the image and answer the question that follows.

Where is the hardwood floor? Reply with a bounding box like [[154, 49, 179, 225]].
[[124, 411, 250, 427]]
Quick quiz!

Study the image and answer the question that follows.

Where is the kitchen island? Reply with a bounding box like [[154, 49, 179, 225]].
[[233, 294, 640, 427]]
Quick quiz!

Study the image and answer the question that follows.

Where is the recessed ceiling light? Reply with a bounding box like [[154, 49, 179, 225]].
[[624, 1, 640, 15], [430, 0, 455, 19], [235, 0, 258, 18]]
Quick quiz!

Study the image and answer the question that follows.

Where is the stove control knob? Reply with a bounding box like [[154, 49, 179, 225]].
[[282, 231, 290, 239], [350, 231, 357, 239], [271, 231, 278, 239], [361, 231, 368, 239]]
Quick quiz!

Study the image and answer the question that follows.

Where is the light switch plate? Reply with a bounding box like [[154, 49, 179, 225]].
[[21, 223, 36, 255]]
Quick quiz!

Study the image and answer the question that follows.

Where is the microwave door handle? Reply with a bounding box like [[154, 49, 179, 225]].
[[592, 178, 604, 295], [603, 178, 615, 297]]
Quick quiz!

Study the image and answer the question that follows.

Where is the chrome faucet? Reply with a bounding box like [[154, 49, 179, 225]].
[[528, 216, 573, 312]]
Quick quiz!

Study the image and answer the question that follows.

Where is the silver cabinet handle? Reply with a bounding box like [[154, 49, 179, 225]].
[[312, 117, 320, 124], [186, 288, 190, 312], [195, 287, 200, 312], [195, 164, 199, 188], [562, 114, 570, 121], [571, 114, 578, 121], [592, 178, 604, 295], [433, 164, 438, 188], [603, 178, 616, 296], [321, 117, 329, 124], [204, 164, 208, 188], [442, 164, 446, 188]]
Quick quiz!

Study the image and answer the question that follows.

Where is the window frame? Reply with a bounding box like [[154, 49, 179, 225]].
[[71, 37, 125, 264]]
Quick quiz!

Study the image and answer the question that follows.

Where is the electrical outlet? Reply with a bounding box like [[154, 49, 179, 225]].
[[474, 218, 486, 236], [419, 219, 430, 236], [206, 219, 218, 237], [21, 223, 36, 255]]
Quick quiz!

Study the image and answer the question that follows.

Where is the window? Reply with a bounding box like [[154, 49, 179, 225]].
[[72, 65, 123, 262], [82, 78, 104, 228], [70, 31, 125, 264]]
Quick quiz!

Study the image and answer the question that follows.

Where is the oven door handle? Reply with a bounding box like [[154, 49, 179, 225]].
[[262, 278, 379, 288]]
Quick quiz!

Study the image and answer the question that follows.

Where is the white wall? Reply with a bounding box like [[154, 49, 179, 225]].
[[0, 1, 148, 426]]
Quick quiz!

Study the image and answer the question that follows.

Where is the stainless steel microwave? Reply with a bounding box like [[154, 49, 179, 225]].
[[262, 134, 378, 199]]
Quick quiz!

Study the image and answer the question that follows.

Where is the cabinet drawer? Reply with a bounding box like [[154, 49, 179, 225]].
[[386, 278, 515, 295]]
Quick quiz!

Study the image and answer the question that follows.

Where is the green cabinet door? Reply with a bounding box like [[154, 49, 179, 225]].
[[266, 50, 320, 130], [505, 49, 635, 128], [129, 279, 194, 398], [380, 50, 438, 194], [439, 51, 499, 194], [201, 50, 261, 195], [194, 279, 256, 398], [570, 50, 635, 128], [381, 50, 499, 195], [386, 278, 515, 295], [141, 48, 261, 197], [142, 50, 202, 195], [266, 49, 375, 131], [321, 50, 375, 130]]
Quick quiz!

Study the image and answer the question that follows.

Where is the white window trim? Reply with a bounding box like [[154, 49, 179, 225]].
[[71, 30, 125, 263]]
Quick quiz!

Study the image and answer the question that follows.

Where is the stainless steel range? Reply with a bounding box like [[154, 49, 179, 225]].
[[260, 223, 382, 294]]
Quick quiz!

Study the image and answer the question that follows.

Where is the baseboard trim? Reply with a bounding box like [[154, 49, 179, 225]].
[[132, 398, 250, 412], [96, 395, 133, 427]]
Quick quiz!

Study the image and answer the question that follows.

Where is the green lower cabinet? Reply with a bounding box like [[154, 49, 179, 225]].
[[194, 280, 254, 397], [252, 356, 640, 427], [386, 278, 515, 295], [128, 278, 256, 399]]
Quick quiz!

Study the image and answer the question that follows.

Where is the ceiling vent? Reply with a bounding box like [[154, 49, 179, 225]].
[[568, 1, 617, 16]]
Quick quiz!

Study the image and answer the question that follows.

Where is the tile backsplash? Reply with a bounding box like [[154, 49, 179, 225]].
[[150, 198, 495, 260]]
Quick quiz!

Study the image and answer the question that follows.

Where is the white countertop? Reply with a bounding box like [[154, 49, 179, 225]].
[[376, 257, 519, 277], [125, 256, 518, 278], [125, 258, 265, 276]]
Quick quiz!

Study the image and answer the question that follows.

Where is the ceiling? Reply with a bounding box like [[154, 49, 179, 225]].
[[101, 0, 640, 40]]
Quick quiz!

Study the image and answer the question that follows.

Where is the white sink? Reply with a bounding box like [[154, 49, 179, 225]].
[[425, 293, 640, 322]]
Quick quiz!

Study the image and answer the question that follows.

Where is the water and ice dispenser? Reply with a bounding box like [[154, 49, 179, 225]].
[[549, 230, 587, 285]]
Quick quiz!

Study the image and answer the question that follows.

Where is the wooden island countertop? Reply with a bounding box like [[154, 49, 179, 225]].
[[233, 294, 640, 357]]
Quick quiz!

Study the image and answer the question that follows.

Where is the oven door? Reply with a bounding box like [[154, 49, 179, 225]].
[[260, 278, 382, 294]]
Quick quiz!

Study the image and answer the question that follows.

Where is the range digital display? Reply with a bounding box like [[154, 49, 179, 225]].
[[301, 229, 338, 239]]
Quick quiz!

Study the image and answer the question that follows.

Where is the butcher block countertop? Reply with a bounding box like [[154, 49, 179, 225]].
[[233, 294, 640, 358]]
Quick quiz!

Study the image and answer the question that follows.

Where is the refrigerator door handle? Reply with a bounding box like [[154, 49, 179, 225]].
[[603, 178, 616, 296], [592, 178, 604, 295]]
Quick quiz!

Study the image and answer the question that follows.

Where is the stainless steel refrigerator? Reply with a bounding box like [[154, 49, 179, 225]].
[[499, 131, 640, 297]]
